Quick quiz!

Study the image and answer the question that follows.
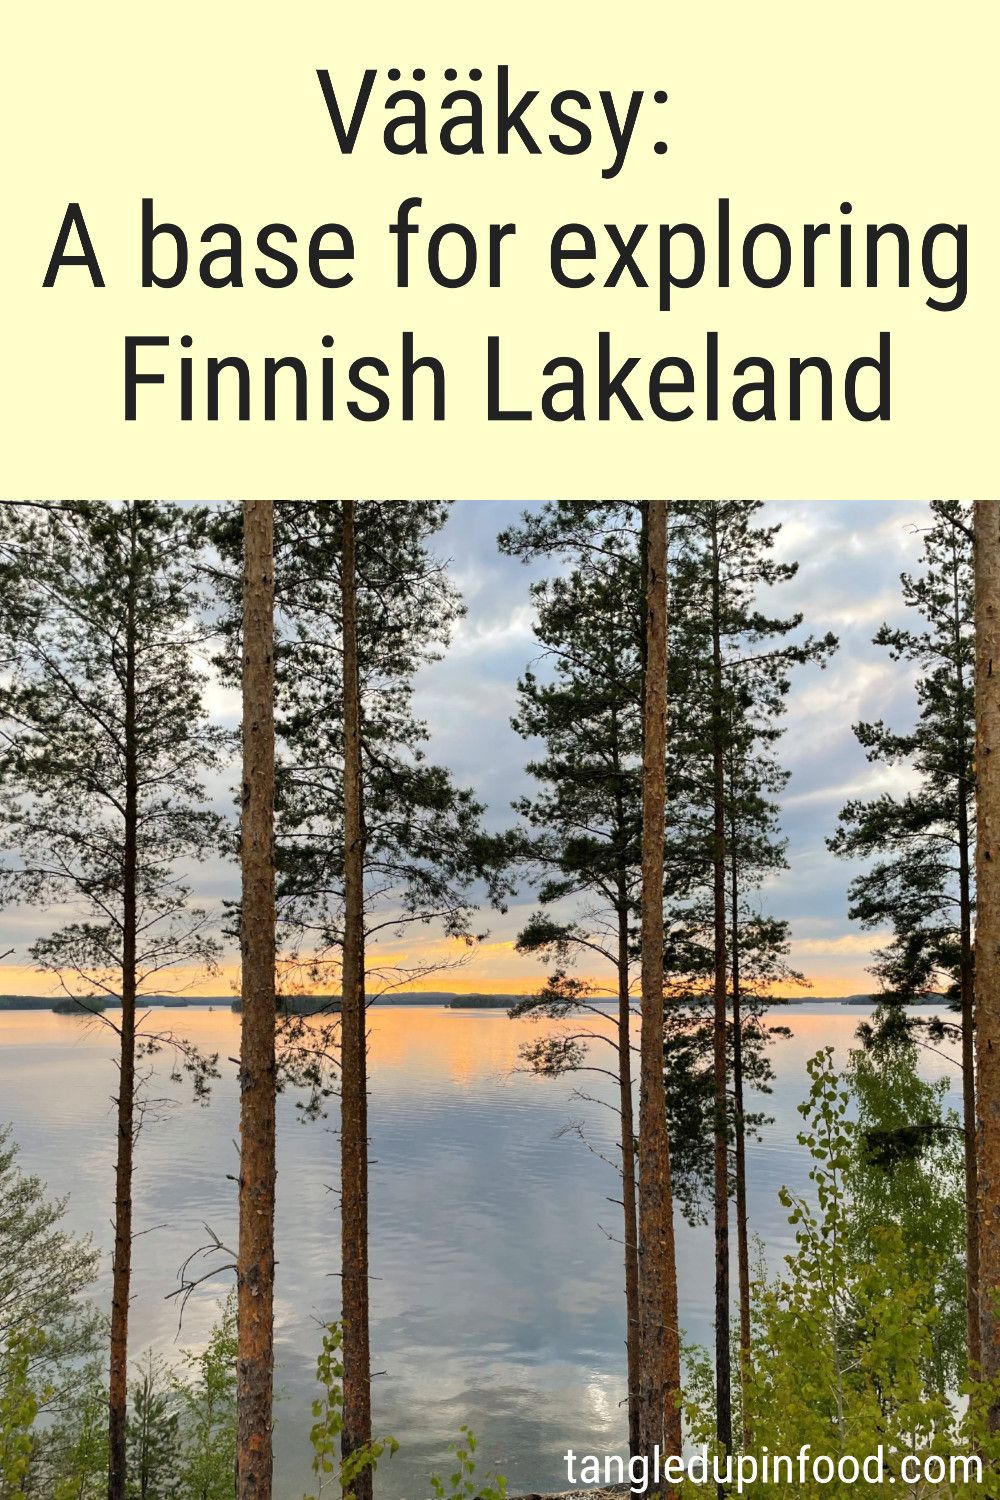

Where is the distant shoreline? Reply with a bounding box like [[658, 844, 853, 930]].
[[0, 990, 949, 1014], [0, 995, 225, 1012]]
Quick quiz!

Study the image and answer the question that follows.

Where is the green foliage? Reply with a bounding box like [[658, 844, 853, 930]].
[[0, 1137, 99, 1499], [38, 1301, 237, 1500], [500, 506, 648, 1241], [18, 1297, 239, 1500], [828, 499, 975, 1009], [685, 1048, 998, 1496], [502, 508, 644, 907], [126, 1353, 179, 1500], [502, 501, 832, 1220], [47, 1369, 109, 1500], [0, 1331, 43, 1500], [303, 1322, 397, 1500], [0, 1126, 102, 1410], [172, 1297, 237, 1500], [846, 1010, 966, 1389], [0, 501, 225, 1087], [429, 1427, 506, 1500], [661, 923, 796, 1223], [499, 503, 645, 986], [662, 500, 834, 1216]]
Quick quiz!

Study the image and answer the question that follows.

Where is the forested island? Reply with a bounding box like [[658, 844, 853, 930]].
[[0, 499, 996, 1500], [0, 995, 224, 1011]]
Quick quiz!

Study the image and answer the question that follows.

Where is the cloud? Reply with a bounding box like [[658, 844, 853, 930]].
[[789, 932, 889, 957]]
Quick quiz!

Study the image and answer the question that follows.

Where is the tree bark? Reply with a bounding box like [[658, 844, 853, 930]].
[[953, 542, 981, 1375], [608, 672, 640, 1457], [108, 509, 139, 1500], [636, 501, 682, 1479], [340, 500, 373, 1500], [730, 790, 752, 1424], [976, 498, 1000, 1403], [709, 509, 733, 1458], [617, 893, 640, 1458], [236, 499, 277, 1499]]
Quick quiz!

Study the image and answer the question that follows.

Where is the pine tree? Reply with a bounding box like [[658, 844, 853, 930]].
[[272, 502, 511, 994], [338, 500, 371, 1500], [0, 501, 224, 1500], [266, 502, 513, 1493], [975, 498, 1000, 1401], [828, 499, 979, 1371], [500, 501, 699, 1455], [635, 501, 683, 1470], [500, 513, 644, 1450], [661, 727, 803, 1388], [236, 500, 277, 1498], [503, 500, 831, 1455], [662, 896, 798, 1328], [126, 1354, 180, 1500], [667, 500, 835, 1447]]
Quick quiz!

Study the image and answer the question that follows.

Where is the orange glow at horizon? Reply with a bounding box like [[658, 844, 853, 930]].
[[0, 949, 880, 1002]]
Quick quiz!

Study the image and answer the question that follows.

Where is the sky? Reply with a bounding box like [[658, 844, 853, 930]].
[[398, 498, 931, 997], [0, 499, 936, 999]]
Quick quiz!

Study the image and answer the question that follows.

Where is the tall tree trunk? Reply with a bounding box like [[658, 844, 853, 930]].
[[108, 512, 138, 1500], [729, 790, 752, 1426], [953, 546, 981, 1375], [236, 499, 277, 1499], [340, 500, 373, 1500], [709, 509, 733, 1457], [976, 498, 1000, 1405], [609, 677, 640, 1458], [636, 501, 682, 1479], [638, 504, 650, 693], [617, 893, 640, 1458]]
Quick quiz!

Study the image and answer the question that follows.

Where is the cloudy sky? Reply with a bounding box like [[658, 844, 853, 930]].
[[398, 498, 931, 997], [0, 499, 934, 999]]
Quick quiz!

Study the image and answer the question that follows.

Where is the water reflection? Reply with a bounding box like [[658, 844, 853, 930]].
[[0, 1004, 960, 1498]]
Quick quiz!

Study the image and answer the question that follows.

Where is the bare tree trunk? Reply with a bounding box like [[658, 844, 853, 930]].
[[976, 498, 1000, 1405], [340, 500, 373, 1500], [108, 513, 138, 1500], [236, 499, 277, 1499], [636, 501, 682, 1480], [952, 546, 981, 1375], [609, 676, 640, 1457], [730, 798, 751, 1425], [709, 510, 732, 1459], [617, 895, 640, 1458]]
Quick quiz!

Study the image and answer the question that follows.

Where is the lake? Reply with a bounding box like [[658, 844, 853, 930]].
[[0, 1002, 960, 1497]]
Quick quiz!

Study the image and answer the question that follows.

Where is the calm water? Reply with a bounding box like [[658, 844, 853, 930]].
[[0, 1003, 959, 1497]]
